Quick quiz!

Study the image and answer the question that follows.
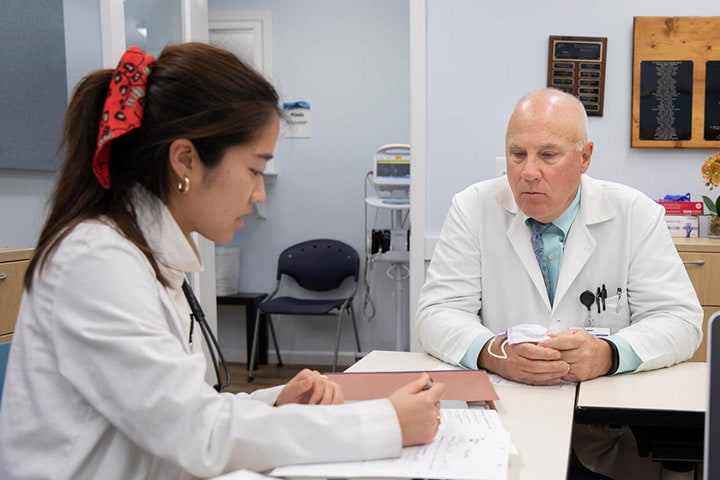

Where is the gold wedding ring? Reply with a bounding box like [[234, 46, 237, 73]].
[[436, 415, 441, 426], [566, 362, 571, 374]]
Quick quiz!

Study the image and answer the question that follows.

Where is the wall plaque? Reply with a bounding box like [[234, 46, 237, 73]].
[[706, 61, 720, 141], [547, 35, 607, 116], [639, 60, 693, 141], [632, 16, 720, 148]]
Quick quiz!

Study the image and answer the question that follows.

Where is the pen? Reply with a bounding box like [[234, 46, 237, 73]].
[[422, 377, 433, 391]]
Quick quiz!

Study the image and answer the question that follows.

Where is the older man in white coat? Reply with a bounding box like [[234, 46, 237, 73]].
[[416, 88, 703, 479]]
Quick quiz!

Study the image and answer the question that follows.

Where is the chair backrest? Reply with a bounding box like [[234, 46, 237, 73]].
[[276, 239, 359, 292], [0, 342, 11, 406]]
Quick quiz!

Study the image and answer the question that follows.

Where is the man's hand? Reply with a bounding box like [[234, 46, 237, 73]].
[[478, 336, 569, 385], [538, 329, 613, 382]]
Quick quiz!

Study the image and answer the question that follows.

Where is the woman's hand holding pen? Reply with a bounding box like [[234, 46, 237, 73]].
[[276, 368, 344, 406], [388, 372, 446, 447]]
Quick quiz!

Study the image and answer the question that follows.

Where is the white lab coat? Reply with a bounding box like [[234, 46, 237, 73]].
[[417, 175, 702, 371], [0, 187, 401, 480]]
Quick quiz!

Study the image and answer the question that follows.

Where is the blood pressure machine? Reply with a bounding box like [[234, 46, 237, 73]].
[[372, 144, 410, 200], [368, 144, 410, 252], [364, 144, 411, 350]]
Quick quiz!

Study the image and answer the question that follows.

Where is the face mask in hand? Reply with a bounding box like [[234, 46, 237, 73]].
[[505, 324, 550, 344], [488, 324, 550, 359]]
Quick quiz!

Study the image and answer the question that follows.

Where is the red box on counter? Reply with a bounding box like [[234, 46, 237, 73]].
[[657, 201, 704, 215]]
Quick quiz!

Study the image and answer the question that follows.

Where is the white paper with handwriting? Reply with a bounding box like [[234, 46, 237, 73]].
[[269, 408, 510, 480]]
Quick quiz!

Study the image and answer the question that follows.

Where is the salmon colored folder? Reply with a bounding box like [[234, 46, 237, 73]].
[[325, 370, 499, 404]]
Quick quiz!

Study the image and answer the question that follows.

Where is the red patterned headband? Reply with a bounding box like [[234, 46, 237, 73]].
[[92, 46, 155, 189]]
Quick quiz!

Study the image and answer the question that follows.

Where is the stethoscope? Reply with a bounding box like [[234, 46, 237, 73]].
[[182, 279, 230, 392]]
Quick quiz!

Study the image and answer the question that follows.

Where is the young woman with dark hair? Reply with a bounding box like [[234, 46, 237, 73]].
[[0, 43, 444, 479]]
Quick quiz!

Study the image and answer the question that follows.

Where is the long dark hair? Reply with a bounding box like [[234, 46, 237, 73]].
[[25, 42, 281, 289]]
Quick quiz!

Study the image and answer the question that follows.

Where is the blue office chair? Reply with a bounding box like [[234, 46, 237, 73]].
[[248, 239, 362, 380], [0, 342, 11, 407]]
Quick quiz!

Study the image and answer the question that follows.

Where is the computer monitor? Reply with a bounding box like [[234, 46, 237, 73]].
[[704, 311, 720, 480], [373, 144, 410, 192]]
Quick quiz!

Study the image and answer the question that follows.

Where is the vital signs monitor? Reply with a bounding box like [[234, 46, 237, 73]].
[[373, 144, 410, 193]]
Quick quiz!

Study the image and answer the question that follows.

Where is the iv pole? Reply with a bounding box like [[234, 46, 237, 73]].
[[364, 195, 409, 351], [387, 208, 409, 351]]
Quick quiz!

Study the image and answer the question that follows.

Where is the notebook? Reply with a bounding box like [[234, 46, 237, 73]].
[[324, 369, 499, 406], [704, 311, 720, 480]]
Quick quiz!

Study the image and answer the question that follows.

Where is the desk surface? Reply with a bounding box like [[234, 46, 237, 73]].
[[577, 362, 707, 413], [346, 350, 577, 480], [213, 352, 705, 480]]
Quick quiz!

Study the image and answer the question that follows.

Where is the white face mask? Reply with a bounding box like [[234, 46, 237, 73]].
[[504, 324, 550, 345], [487, 324, 550, 359]]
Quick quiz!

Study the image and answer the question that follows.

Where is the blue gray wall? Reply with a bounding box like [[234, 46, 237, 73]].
[[0, 0, 101, 249]]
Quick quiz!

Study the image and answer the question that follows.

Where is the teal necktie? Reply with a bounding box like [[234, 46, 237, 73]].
[[530, 220, 553, 304]]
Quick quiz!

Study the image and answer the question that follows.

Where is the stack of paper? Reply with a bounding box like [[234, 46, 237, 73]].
[[269, 408, 510, 480]]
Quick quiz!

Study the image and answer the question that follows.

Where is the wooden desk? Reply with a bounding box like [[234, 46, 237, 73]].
[[674, 237, 720, 362], [217, 293, 268, 365], [0, 248, 33, 342], [346, 350, 577, 480], [576, 362, 706, 465]]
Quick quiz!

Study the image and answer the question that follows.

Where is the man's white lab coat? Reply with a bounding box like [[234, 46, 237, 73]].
[[417, 175, 702, 371]]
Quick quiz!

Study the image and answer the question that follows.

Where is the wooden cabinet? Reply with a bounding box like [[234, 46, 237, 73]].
[[0, 248, 33, 342], [674, 238, 720, 362]]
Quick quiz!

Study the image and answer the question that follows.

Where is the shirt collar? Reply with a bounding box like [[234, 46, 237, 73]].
[[130, 184, 203, 288]]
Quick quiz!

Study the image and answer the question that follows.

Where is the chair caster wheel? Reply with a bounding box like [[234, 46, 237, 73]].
[[247, 376, 255, 382], [277, 361, 284, 367]]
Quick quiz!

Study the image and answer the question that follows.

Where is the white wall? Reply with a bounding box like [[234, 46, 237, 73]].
[[0, 170, 56, 249], [424, 0, 720, 236], [209, 0, 411, 365]]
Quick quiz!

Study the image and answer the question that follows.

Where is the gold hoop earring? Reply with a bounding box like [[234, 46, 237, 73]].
[[177, 176, 190, 194]]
